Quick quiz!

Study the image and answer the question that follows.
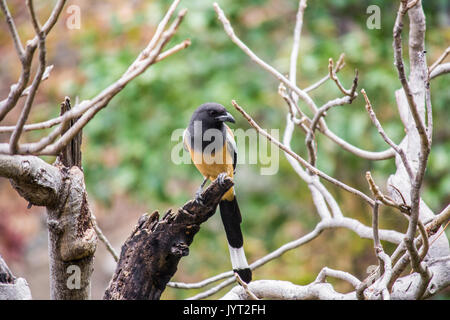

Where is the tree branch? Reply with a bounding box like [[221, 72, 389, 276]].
[[104, 175, 234, 300], [232, 100, 375, 206]]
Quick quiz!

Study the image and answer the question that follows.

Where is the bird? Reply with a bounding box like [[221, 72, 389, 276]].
[[183, 102, 252, 283]]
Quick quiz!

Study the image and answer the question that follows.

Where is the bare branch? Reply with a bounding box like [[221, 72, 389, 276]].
[[0, 0, 66, 121], [9, 0, 47, 154], [0, 0, 25, 58], [216, 2, 394, 161], [320, 129, 395, 160], [232, 100, 375, 206], [429, 46, 450, 72], [361, 89, 414, 180], [304, 53, 345, 93], [91, 213, 119, 262], [429, 62, 450, 79], [365, 171, 410, 213], [289, 0, 307, 91], [221, 279, 355, 300], [0, 255, 32, 300], [0, 154, 63, 206], [179, 216, 402, 299], [234, 272, 259, 300], [0, 40, 190, 134], [0, 3, 190, 155], [393, 1, 429, 152], [213, 2, 321, 127], [104, 175, 234, 300], [315, 267, 361, 289], [305, 96, 352, 166], [328, 58, 358, 100]]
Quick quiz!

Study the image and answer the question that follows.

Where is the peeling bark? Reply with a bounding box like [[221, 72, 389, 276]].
[[47, 164, 97, 300]]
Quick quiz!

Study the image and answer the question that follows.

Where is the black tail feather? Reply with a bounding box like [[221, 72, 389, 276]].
[[234, 268, 252, 284], [219, 197, 252, 283]]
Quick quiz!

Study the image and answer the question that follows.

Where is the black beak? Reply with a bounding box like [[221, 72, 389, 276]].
[[215, 112, 235, 123]]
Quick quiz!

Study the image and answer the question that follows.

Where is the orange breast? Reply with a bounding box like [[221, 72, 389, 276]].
[[189, 144, 235, 201]]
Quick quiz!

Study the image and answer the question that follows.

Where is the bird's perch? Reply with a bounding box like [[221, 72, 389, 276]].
[[103, 174, 233, 300]]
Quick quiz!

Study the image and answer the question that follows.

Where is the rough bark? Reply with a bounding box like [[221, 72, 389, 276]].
[[46, 164, 97, 300], [0, 102, 97, 299], [103, 175, 233, 300]]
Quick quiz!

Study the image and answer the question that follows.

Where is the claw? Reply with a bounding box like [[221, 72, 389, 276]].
[[194, 193, 205, 206], [217, 172, 227, 186], [194, 177, 208, 206]]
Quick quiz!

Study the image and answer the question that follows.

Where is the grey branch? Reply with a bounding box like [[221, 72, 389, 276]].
[[0, 0, 190, 156]]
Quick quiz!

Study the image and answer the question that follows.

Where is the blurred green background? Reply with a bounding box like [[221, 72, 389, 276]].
[[0, 0, 448, 299]]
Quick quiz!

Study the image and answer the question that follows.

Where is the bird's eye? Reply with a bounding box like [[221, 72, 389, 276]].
[[209, 110, 217, 116]]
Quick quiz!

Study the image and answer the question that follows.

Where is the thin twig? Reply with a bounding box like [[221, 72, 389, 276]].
[[232, 100, 375, 206], [0, 0, 25, 59], [0, 41, 191, 134], [91, 214, 119, 262], [234, 272, 259, 300], [365, 171, 410, 213], [428, 46, 450, 72], [315, 267, 361, 289], [9, 0, 47, 154], [328, 58, 358, 100], [0, 0, 66, 121], [170, 217, 401, 295], [0, 3, 189, 155], [304, 53, 345, 93], [305, 96, 352, 166], [361, 89, 414, 180]]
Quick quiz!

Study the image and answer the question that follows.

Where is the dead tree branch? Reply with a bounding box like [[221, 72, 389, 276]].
[[103, 175, 233, 300]]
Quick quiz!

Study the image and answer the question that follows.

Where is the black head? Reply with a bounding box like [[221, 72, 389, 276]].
[[190, 102, 235, 128]]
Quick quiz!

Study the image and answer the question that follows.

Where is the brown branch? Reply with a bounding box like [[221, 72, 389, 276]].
[[0, 0, 66, 121], [304, 53, 345, 93], [0, 0, 25, 59], [0, 2, 189, 155], [328, 58, 358, 100], [9, 0, 47, 154], [104, 175, 234, 300], [361, 89, 414, 180], [428, 46, 450, 72]]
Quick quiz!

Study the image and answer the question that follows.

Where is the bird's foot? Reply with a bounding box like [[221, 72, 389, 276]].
[[194, 189, 205, 206], [217, 172, 228, 187]]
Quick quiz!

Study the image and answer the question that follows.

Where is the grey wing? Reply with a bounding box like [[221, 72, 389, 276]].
[[183, 129, 190, 152]]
